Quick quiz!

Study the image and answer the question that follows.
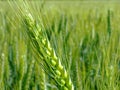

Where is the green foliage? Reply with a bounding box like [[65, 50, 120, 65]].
[[0, 1, 120, 90]]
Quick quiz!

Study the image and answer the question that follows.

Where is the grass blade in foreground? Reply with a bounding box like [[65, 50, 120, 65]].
[[23, 13, 74, 90]]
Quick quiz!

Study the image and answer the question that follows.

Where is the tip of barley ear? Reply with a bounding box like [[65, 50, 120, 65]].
[[24, 13, 35, 28]]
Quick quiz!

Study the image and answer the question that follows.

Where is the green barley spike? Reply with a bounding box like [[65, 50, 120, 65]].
[[24, 13, 74, 90]]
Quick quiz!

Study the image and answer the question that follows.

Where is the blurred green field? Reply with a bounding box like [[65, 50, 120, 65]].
[[0, 1, 120, 90]]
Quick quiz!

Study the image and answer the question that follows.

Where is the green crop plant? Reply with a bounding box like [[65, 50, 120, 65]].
[[23, 12, 74, 90], [0, 1, 120, 90]]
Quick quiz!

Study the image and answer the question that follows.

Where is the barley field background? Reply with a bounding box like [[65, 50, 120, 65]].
[[0, 1, 120, 90]]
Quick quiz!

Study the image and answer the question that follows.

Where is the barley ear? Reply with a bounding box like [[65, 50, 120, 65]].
[[24, 13, 74, 90]]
